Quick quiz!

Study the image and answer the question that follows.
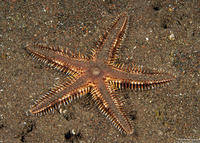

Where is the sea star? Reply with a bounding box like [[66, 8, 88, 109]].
[[26, 12, 175, 134]]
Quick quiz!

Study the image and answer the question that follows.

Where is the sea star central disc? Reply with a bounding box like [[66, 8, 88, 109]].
[[91, 67, 101, 76]]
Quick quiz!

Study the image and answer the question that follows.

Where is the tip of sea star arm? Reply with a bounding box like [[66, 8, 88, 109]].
[[30, 93, 60, 116], [103, 107, 134, 135]]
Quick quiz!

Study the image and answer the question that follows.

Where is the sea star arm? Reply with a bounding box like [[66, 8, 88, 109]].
[[106, 71, 176, 91], [31, 75, 91, 116], [26, 44, 89, 77], [91, 12, 128, 64], [106, 13, 129, 66], [33, 43, 89, 61], [90, 80, 133, 134]]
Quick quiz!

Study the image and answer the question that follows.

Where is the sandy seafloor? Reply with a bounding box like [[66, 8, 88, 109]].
[[0, 0, 199, 143]]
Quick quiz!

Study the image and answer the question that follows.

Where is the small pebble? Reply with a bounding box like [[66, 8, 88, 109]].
[[169, 33, 175, 40]]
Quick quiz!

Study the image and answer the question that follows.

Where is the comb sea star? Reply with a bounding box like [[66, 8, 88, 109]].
[[26, 12, 175, 134]]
